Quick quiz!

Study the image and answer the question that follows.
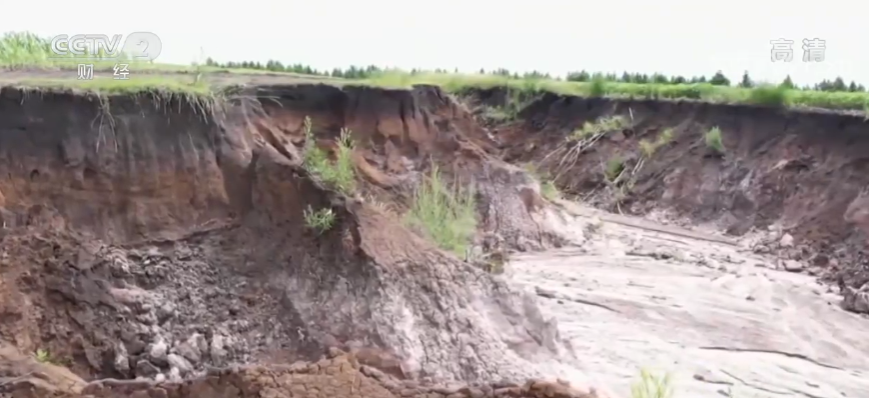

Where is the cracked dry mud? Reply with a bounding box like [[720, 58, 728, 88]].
[[509, 207, 869, 398]]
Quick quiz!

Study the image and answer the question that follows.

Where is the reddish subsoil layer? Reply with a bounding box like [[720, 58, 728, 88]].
[[0, 84, 579, 398]]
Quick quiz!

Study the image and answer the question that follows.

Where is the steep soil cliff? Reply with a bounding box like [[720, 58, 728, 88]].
[[5, 80, 869, 397], [474, 89, 869, 289], [0, 85, 590, 397]]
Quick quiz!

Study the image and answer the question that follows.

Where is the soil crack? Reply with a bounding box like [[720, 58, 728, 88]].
[[697, 347, 844, 371]]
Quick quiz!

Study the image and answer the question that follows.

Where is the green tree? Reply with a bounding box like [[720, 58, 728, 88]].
[[652, 73, 669, 84], [832, 77, 847, 91], [620, 71, 632, 82], [709, 71, 730, 86], [738, 71, 753, 88], [566, 70, 591, 82]]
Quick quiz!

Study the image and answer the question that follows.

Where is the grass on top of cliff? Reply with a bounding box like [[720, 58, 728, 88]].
[[11, 76, 212, 95], [361, 72, 869, 111], [0, 32, 184, 74], [0, 32, 336, 80], [0, 32, 211, 95]]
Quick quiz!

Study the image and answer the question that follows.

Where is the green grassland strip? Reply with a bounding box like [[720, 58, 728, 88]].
[[1, 69, 866, 112], [3, 31, 867, 110], [359, 72, 869, 111], [7, 76, 212, 95]]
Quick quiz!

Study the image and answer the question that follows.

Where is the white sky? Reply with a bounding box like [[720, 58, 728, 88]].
[[7, 0, 868, 86]]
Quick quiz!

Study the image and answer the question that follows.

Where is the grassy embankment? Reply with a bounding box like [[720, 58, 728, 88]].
[[363, 72, 869, 111], [3, 32, 868, 112]]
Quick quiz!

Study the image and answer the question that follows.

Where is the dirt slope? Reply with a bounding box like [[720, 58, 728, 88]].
[[474, 89, 869, 290], [0, 85, 589, 397]]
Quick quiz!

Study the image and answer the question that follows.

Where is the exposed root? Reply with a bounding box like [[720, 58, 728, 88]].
[[540, 115, 632, 182], [92, 95, 117, 153]]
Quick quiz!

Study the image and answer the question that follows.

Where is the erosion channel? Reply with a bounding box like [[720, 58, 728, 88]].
[[0, 82, 867, 398]]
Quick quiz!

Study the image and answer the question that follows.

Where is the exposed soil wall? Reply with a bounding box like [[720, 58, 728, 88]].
[[483, 89, 869, 287], [0, 86, 589, 396], [248, 84, 563, 251]]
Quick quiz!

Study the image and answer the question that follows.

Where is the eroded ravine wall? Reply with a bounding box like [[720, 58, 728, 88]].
[[496, 93, 869, 284], [0, 86, 593, 396]]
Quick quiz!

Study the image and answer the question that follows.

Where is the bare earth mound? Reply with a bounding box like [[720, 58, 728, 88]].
[[0, 85, 593, 397]]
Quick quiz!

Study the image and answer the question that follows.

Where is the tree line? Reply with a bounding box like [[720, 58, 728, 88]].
[[564, 70, 866, 93], [202, 58, 866, 93]]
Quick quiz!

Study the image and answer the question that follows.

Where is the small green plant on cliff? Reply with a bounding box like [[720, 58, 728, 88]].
[[406, 166, 477, 256], [638, 128, 674, 158], [475, 87, 536, 123], [302, 117, 357, 194], [638, 139, 657, 158], [481, 106, 515, 122], [605, 156, 625, 182], [570, 115, 629, 141], [524, 164, 561, 201], [540, 180, 560, 201], [631, 369, 674, 398], [538, 114, 633, 185], [34, 348, 52, 363], [705, 126, 725, 154], [303, 205, 336, 234]]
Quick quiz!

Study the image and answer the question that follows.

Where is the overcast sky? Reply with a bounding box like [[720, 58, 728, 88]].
[[7, 0, 867, 86]]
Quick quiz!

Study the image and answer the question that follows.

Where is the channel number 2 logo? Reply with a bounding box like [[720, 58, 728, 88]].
[[120, 32, 163, 61]]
